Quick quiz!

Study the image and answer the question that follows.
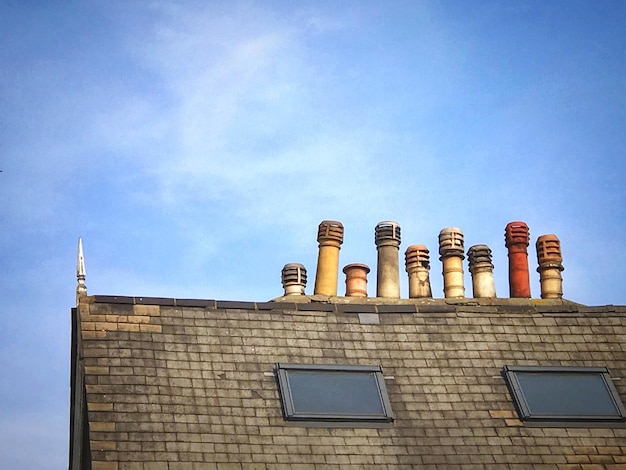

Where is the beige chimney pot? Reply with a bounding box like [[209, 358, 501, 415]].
[[467, 244, 496, 298], [375, 221, 401, 298], [536, 234, 564, 299], [405, 244, 432, 298], [438, 227, 465, 298], [281, 263, 307, 296], [313, 220, 344, 296]]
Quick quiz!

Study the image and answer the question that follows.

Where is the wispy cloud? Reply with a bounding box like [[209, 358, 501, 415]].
[[97, 4, 423, 251]]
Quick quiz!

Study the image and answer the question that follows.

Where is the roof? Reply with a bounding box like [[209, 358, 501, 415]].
[[70, 295, 626, 469]]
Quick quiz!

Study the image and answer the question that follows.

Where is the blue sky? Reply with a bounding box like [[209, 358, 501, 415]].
[[1, 1, 625, 468]]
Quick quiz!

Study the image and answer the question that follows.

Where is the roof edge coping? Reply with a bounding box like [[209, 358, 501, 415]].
[[86, 295, 626, 315]]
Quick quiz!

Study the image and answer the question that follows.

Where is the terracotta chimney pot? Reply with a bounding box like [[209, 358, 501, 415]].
[[467, 244, 496, 298], [313, 220, 344, 296], [281, 263, 307, 296], [405, 244, 432, 298], [536, 234, 564, 299], [438, 227, 465, 298], [375, 221, 401, 298], [505, 221, 531, 298], [343, 263, 370, 297]]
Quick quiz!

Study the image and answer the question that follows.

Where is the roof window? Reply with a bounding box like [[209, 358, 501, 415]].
[[502, 365, 626, 426], [275, 363, 393, 427]]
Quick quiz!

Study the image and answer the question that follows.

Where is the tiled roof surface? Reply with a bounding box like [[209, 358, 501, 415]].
[[73, 296, 626, 469]]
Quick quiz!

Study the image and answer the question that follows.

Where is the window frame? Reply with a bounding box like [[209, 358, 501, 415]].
[[502, 365, 626, 427], [275, 363, 394, 427]]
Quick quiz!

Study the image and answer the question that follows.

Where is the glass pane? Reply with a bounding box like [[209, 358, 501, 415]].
[[517, 372, 619, 417], [287, 370, 385, 416]]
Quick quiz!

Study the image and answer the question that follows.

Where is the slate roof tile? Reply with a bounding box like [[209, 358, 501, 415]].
[[71, 295, 626, 469]]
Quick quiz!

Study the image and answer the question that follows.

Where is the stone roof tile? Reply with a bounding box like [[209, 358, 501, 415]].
[[71, 295, 626, 469]]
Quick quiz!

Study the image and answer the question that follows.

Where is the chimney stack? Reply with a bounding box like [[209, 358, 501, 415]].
[[467, 244, 496, 298], [313, 220, 344, 296], [438, 227, 465, 298], [505, 221, 531, 298], [281, 263, 307, 296], [536, 234, 564, 299], [375, 221, 401, 298], [405, 244, 432, 298], [343, 263, 370, 297]]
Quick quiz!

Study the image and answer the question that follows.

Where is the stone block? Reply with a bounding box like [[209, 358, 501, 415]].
[[92, 462, 118, 470], [139, 324, 162, 333], [134, 304, 160, 316]]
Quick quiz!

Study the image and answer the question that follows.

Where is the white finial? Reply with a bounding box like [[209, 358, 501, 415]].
[[76, 237, 87, 303]]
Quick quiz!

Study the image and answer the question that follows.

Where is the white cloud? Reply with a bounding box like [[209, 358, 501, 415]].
[[105, 4, 417, 246]]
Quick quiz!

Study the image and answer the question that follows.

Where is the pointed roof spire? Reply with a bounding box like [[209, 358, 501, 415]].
[[76, 237, 87, 303]]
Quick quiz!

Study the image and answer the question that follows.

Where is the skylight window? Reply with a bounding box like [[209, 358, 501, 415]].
[[275, 363, 393, 427], [502, 366, 626, 426]]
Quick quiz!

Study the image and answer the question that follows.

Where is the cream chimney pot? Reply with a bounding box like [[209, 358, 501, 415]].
[[467, 244, 496, 298], [405, 244, 432, 298], [536, 234, 564, 299], [281, 263, 307, 296], [313, 220, 344, 296], [438, 227, 465, 298], [375, 221, 401, 298]]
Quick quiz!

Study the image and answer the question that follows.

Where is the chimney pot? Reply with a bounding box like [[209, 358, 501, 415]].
[[313, 220, 344, 296], [438, 227, 465, 298], [467, 244, 496, 298], [375, 221, 401, 247], [536, 234, 563, 265], [405, 244, 432, 298], [536, 234, 564, 299], [374, 221, 401, 298], [505, 221, 531, 249], [438, 227, 465, 258], [343, 263, 370, 297], [317, 220, 344, 247], [504, 221, 531, 298], [281, 263, 307, 296]]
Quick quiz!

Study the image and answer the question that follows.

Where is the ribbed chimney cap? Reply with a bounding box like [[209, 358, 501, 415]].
[[467, 244, 494, 270], [405, 244, 430, 270], [281, 263, 307, 295], [438, 227, 465, 258], [536, 234, 563, 266], [317, 220, 344, 244], [375, 221, 401, 246], [505, 221, 530, 247], [281, 263, 307, 281]]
